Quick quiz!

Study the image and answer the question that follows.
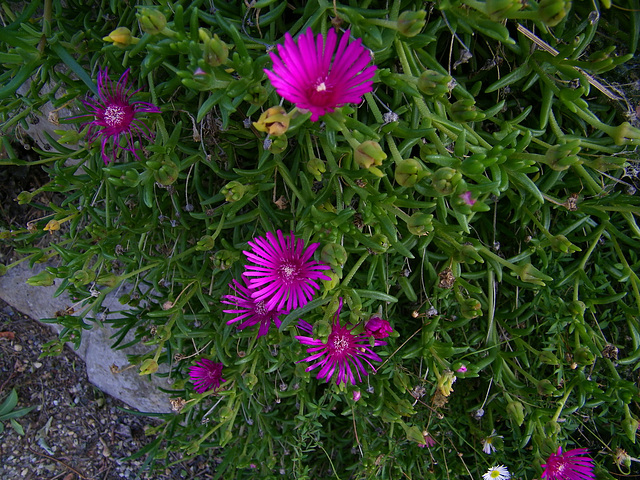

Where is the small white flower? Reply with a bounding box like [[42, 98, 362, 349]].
[[482, 429, 502, 454], [482, 465, 511, 480]]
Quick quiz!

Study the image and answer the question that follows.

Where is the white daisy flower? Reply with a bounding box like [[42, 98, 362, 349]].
[[482, 465, 511, 480], [482, 429, 502, 454]]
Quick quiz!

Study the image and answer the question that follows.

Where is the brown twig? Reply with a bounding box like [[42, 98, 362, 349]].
[[28, 445, 91, 480]]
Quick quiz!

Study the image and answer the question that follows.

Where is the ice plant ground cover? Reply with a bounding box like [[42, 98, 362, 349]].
[[1, 1, 640, 479]]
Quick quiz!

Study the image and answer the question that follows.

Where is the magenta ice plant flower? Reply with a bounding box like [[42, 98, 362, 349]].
[[364, 316, 393, 339], [221, 276, 285, 338], [188, 359, 226, 394], [264, 28, 376, 121], [243, 230, 331, 312], [541, 447, 595, 480], [296, 298, 387, 385], [78, 67, 160, 164], [459, 191, 476, 206]]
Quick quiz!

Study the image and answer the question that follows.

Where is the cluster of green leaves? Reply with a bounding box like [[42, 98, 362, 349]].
[[1, 0, 640, 478], [0, 389, 34, 436]]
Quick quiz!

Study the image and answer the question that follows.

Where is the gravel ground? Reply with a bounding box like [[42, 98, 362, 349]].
[[0, 299, 213, 480]]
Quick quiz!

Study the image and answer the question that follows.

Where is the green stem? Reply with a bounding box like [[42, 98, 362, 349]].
[[341, 252, 370, 288]]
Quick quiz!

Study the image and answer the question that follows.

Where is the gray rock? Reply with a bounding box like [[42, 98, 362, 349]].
[[0, 262, 172, 414]]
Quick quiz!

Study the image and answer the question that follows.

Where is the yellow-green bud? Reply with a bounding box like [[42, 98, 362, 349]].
[[417, 70, 452, 97], [139, 359, 159, 375], [268, 134, 288, 154], [322, 270, 340, 291], [196, 235, 215, 251], [103, 27, 139, 48], [450, 99, 485, 123], [244, 85, 268, 106], [437, 369, 456, 397], [460, 298, 482, 319], [538, 0, 572, 27], [16, 191, 34, 205], [354, 141, 387, 169], [573, 346, 595, 365], [407, 213, 434, 236], [370, 233, 389, 253], [97, 273, 118, 288], [397, 10, 426, 37], [321, 243, 348, 268], [221, 181, 247, 202], [506, 399, 525, 426], [394, 158, 425, 187], [154, 159, 179, 186], [138, 8, 167, 35], [26, 271, 55, 286], [72, 269, 95, 286], [200, 29, 228, 67], [243, 372, 258, 390], [537, 379, 557, 396], [611, 121, 640, 146], [432, 167, 461, 195], [514, 262, 553, 286], [621, 417, 639, 442], [253, 106, 290, 136], [211, 250, 237, 270], [549, 234, 581, 253], [307, 157, 326, 181], [545, 140, 581, 171], [544, 419, 561, 436]]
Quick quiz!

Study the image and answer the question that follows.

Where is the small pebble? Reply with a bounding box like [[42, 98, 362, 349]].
[[13, 344, 22, 352]]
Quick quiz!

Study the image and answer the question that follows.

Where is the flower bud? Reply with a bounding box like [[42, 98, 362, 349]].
[[545, 140, 582, 171], [139, 358, 159, 375], [244, 85, 268, 106], [16, 191, 34, 205], [354, 141, 387, 169], [196, 235, 215, 251], [611, 121, 640, 146], [97, 273, 118, 287], [211, 250, 237, 270], [460, 298, 482, 319], [549, 234, 580, 253], [153, 159, 179, 186], [513, 262, 553, 286], [543, 419, 561, 436], [417, 70, 452, 97], [321, 243, 348, 268], [397, 10, 426, 37], [370, 233, 389, 253], [538, 0, 572, 27], [307, 157, 326, 181], [573, 346, 595, 365], [253, 106, 290, 136], [268, 134, 288, 154], [537, 379, 557, 396], [244, 372, 258, 390], [221, 181, 247, 202], [506, 398, 525, 426], [322, 270, 340, 291], [450, 99, 485, 123], [103, 27, 139, 48], [407, 213, 434, 236], [26, 271, 55, 286], [43, 219, 61, 233], [437, 369, 456, 397], [352, 390, 361, 402], [621, 417, 639, 442], [394, 158, 425, 187], [432, 167, 461, 195], [364, 317, 393, 339], [138, 8, 167, 35], [200, 29, 229, 67], [72, 269, 95, 286]]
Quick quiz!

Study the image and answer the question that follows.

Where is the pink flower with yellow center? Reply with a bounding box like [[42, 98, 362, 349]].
[[243, 230, 331, 313], [296, 298, 388, 385], [78, 68, 160, 164], [221, 276, 285, 338], [264, 28, 376, 121]]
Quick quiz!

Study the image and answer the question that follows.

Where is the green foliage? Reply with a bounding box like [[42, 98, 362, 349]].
[[1, 0, 640, 478], [0, 389, 35, 436]]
